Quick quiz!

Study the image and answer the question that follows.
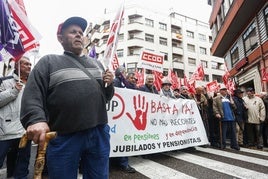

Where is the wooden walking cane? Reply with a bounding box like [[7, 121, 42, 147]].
[[219, 119, 223, 149], [19, 132, 57, 179]]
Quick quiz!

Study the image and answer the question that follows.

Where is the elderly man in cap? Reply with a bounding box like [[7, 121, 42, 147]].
[[233, 89, 248, 146], [213, 85, 239, 150], [20, 17, 114, 178], [159, 78, 175, 98], [243, 88, 265, 149]]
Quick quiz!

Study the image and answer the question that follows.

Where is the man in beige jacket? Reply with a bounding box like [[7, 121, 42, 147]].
[[243, 87, 266, 149]]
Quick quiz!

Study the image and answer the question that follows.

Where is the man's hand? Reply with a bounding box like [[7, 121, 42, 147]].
[[26, 122, 50, 150], [103, 70, 114, 86], [14, 82, 23, 91], [215, 114, 221, 119]]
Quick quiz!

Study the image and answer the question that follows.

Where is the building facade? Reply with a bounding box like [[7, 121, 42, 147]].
[[85, 5, 225, 87], [209, 0, 268, 93]]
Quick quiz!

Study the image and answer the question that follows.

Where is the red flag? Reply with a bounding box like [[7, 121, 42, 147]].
[[188, 81, 196, 94], [189, 64, 204, 83], [222, 63, 236, 94], [183, 75, 189, 87], [222, 63, 230, 86], [135, 68, 144, 88], [168, 68, 179, 90], [261, 68, 268, 82], [15, 0, 27, 15], [227, 78, 236, 94], [111, 54, 120, 71], [14, 0, 41, 54], [153, 71, 163, 91], [8, 0, 41, 60], [196, 64, 204, 80], [102, 3, 124, 70], [206, 80, 219, 93], [184, 74, 195, 94]]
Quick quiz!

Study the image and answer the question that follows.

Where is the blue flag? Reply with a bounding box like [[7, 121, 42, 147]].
[[89, 45, 97, 59], [0, 0, 14, 45], [0, 0, 24, 60]]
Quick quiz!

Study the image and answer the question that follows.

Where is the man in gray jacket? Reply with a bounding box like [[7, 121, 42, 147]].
[[0, 56, 32, 179]]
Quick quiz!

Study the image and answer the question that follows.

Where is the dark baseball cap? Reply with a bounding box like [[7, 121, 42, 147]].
[[57, 16, 87, 35], [246, 87, 254, 92], [234, 89, 244, 94]]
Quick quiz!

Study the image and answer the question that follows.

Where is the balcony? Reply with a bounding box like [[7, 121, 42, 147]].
[[126, 37, 144, 48], [126, 21, 144, 32], [172, 46, 183, 56]]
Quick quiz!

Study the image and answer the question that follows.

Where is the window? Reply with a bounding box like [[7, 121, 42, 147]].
[[204, 74, 209, 82], [118, 34, 124, 41], [102, 25, 110, 33], [103, 39, 107, 44], [187, 44, 195, 52], [129, 33, 134, 39], [145, 33, 154, 43], [172, 39, 182, 48], [188, 58, 196, 66], [127, 63, 137, 73], [264, 5, 268, 36], [174, 69, 184, 78], [209, 36, 213, 43], [117, 49, 123, 57], [186, 30, 194, 38], [243, 23, 258, 53], [145, 18, 154, 27], [200, 47, 207, 55], [173, 54, 183, 63], [212, 74, 223, 83], [161, 52, 168, 61], [230, 45, 239, 65], [201, 60, 208, 68], [129, 48, 134, 56], [159, 37, 167, 46], [159, 22, 167, 31], [163, 69, 168, 76], [198, 33, 206, 41], [211, 61, 223, 70]]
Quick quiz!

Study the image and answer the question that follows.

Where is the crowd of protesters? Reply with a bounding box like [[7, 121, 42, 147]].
[[114, 66, 268, 151], [1, 59, 268, 178], [1, 61, 267, 178]]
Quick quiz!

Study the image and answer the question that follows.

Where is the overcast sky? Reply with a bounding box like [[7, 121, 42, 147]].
[[24, 0, 212, 57]]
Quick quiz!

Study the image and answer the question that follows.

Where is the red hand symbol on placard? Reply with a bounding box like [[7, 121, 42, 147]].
[[126, 94, 148, 130]]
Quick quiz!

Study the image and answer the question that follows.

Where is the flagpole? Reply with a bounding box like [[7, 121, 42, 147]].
[[103, 1, 124, 87], [18, 60, 21, 82], [109, 2, 124, 70]]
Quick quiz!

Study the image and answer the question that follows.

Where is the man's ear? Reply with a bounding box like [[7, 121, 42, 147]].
[[57, 35, 63, 43]]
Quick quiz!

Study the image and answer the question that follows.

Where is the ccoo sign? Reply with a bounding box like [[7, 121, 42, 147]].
[[141, 51, 164, 64]]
